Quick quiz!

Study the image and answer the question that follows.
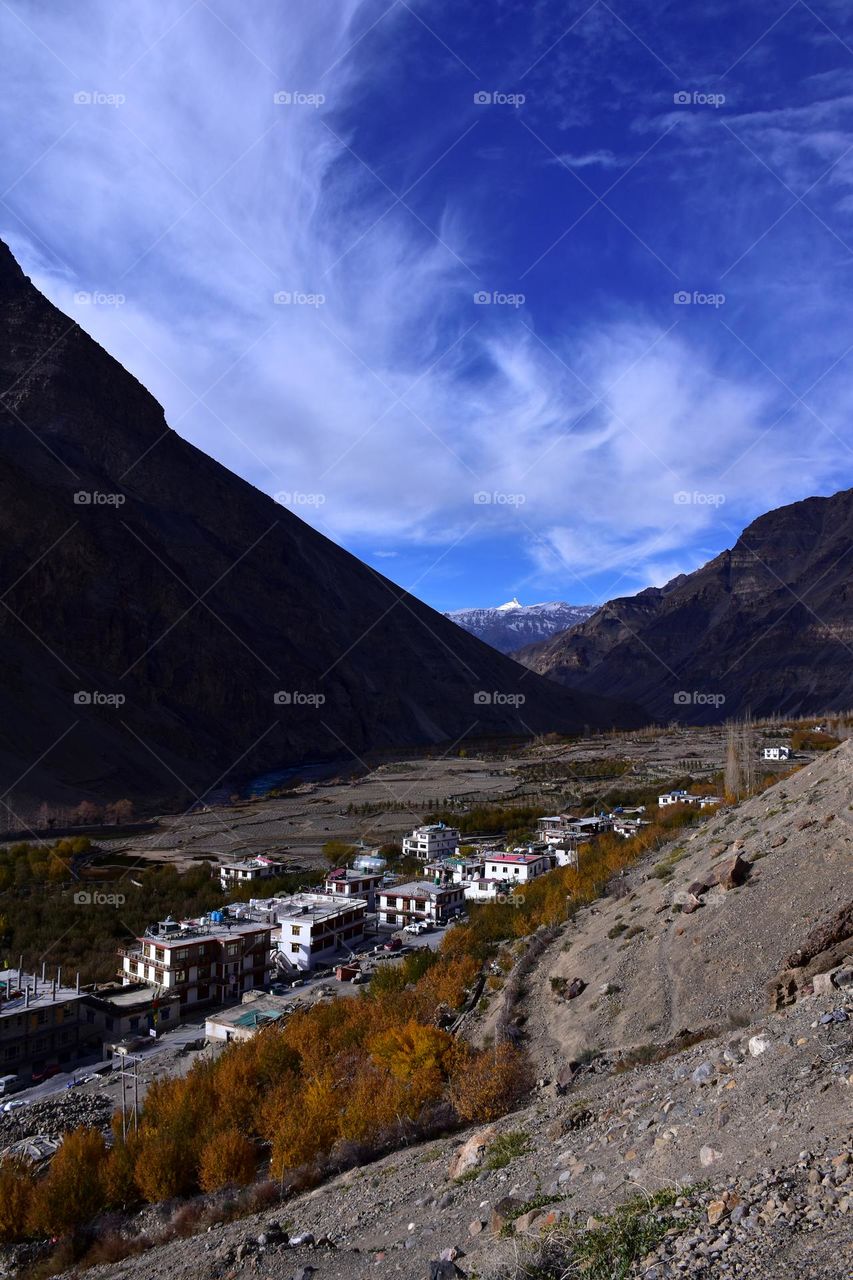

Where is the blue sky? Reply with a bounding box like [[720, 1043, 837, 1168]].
[[1, 0, 851, 612]]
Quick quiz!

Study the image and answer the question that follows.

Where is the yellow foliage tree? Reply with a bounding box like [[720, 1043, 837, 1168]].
[[27, 1127, 107, 1238], [369, 1020, 455, 1112], [0, 1155, 34, 1242], [449, 1043, 532, 1122], [269, 1070, 340, 1178], [198, 1127, 257, 1191]]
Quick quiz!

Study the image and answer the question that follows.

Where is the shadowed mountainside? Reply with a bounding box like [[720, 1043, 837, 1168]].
[[0, 241, 643, 808], [516, 488, 853, 723]]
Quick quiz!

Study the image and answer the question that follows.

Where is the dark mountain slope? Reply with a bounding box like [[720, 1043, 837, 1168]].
[[0, 242, 641, 810], [516, 489, 853, 722]]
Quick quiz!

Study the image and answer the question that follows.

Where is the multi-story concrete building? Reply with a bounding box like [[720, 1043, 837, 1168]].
[[323, 867, 384, 911], [402, 822, 460, 862], [219, 855, 286, 891], [0, 967, 100, 1086], [425, 855, 485, 886], [378, 880, 465, 926], [119, 915, 271, 1008], [537, 814, 611, 844], [234, 893, 368, 971]]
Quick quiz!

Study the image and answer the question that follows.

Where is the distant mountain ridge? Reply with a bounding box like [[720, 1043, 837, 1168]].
[[446, 599, 598, 653], [0, 241, 644, 808], [516, 488, 853, 722]]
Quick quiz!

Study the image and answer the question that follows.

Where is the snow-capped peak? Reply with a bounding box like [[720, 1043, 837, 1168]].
[[444, 599, 599, 654]]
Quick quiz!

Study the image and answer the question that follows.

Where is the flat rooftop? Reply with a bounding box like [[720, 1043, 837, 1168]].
[[485, 852, 547, 864], [383, 880, 459, 898], [235, 892, 367, 922], [0, 968, 83, 1013], [206, 997, 290, 1029], [139, 917, 271, 947]]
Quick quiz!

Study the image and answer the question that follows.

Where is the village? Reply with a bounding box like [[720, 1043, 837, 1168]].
[[0, 717, 822, 1167], [0, 783, 727, 1103]]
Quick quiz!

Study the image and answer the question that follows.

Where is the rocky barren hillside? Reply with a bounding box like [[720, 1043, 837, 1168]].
[[37, 744, 850, 1280], [0, 242, 641, 808], [516, 488, 853, 724]]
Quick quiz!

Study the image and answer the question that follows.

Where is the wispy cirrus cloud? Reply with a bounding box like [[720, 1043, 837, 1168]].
[[0, 0, 851, 611]]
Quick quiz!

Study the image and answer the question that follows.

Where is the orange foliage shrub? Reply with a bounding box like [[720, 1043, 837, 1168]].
[[27, 1127, 107, 1238], [198, 1127, 257, 1191], [0, 1155, 34, 1242], [369, 1020, 455, 1111], [449, 1042, 533, 1122]]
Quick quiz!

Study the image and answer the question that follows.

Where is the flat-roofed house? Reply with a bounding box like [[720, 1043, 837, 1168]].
[[235, 893, 367, 971], [378, 880, 464, 927], [119, 915, 271, 1008]]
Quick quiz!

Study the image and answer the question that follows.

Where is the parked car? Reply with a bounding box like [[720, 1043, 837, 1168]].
[[3, 1099, 28, 1113]]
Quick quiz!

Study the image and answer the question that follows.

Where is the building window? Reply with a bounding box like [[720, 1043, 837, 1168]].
[[291, 925, 302, 936], [290, 943, 299, 953]]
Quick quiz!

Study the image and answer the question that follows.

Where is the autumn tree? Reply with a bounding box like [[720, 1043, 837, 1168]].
[[104, 798, 134, 825], [449, 1043, 533, 1122], [0, 1156, 34, 1242], [370, 1020, 455, 1111], [27, 1127, 107, 1238], [269, 1071, 340, 1177], [198, 1127, 257, 1191]]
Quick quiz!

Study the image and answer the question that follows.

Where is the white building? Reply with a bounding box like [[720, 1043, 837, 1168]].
[[353, 851, 387, 873], [482, 850, 551, 883], [537, 814, 611, 844], [551, 846, 579, 867], [233, 893, 367, 972], [323, 867, 384, 910], [658, 791, 721, 809], [658, 790, 690, 806], [763, 745, 792, 760], [219, 855, 286, 891], [204, 993, 290, 1042], [119, 916, 272, 1008], [402, 822, 461, 862], [378, 880, 465, 926], [425, 855, 485, 886]]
